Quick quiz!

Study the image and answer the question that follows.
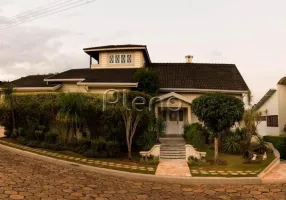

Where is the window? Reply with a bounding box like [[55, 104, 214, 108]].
[[267, 115, 278, 127], [109, 54, 132, 64], [109, 55, 114, 63], [169, 111, 177, 121]]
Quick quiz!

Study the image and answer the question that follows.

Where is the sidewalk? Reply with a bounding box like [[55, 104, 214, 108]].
[[263, 161, 286, 183], [155, 160, 192, 177], [0, 126, 4, 138]]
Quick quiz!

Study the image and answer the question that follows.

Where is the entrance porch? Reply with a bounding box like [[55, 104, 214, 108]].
[[154, 92, 193, 136]]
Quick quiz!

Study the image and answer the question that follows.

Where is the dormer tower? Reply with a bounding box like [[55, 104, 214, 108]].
[[83, 44, 152, 69]]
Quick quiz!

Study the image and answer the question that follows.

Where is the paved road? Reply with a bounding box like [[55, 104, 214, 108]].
[[0, 146, 285, 200]]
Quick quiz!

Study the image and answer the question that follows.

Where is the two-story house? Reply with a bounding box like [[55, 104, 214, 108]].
[[0, 44, 249, 135]]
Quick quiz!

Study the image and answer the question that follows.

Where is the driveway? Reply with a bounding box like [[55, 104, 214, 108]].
[[0, 145, 285, 200], [0, 126, 4, 138]]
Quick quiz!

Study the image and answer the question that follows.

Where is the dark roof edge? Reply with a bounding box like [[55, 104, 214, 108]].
[[83, 44, 147, 51]]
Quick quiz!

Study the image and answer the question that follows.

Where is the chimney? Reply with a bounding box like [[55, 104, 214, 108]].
[[185, 55, 193, 63]]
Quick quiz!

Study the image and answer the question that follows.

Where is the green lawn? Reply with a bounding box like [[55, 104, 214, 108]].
[[190, 145, 275, 172]]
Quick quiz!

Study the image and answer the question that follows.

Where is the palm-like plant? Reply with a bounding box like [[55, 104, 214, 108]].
[[243, 109, 263, 149], [57, 93, 85, 144], [1, 84, 16, 137], [222, 134, 242, 154]]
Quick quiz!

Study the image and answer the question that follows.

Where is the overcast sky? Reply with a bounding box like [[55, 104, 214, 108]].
[[0, 0, 286, 103]]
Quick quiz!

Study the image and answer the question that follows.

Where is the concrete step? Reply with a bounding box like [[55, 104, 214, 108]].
[[160, 155, 186, 159], [160, 150, 186, 154], [161, 149, 186, 152]]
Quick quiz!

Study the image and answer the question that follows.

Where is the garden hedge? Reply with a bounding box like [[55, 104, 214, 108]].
[[264, 135, 286, 159]]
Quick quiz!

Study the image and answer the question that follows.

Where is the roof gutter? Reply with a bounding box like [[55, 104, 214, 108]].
[[0, 85, 62, 92], [77, 82, 138, 88], [44, 78, 85, 82], [159, 88, 248, 94]]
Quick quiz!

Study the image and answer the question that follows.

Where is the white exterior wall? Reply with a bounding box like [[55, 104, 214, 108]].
[[257, 91, 280, 136], [91, 51, 145, 68]]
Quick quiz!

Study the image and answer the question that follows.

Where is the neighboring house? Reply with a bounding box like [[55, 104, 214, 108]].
[[254, 78, 286, 136], [0, 44, 249, 135]]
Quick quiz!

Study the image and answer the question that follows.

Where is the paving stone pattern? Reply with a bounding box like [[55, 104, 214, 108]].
[[191, 169, 261, 176], [0, 140, 155, 174], [0, 145, 286, 199]]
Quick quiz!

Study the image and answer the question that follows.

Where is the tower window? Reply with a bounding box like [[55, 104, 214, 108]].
[[109, 54, 132, 64]]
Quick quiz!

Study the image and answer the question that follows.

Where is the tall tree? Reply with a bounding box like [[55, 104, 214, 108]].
[[132, 68, 159, 96], [117, 91, 151, 160], [192, 93, 244, 161], [1, 84, 16, 137]]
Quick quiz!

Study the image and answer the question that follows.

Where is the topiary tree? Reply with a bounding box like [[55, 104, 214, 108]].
[[191, 93, 244, 161], [132, 68, 159, 96]]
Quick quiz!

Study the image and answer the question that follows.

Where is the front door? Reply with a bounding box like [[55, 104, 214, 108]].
[[166, 110, 184, 135]]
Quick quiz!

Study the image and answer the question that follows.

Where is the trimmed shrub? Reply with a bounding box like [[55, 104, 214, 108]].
[[45, 131, 58, 144], [183, 123, 206, 147], [17, 136, 27, 145], [106, 140, 120, 157], [76, 138, 91, 153], [140, 155, 159, 165], [137, 130, 157, 151], [91, 137, 106, 152], [264, 136, 286, 159]]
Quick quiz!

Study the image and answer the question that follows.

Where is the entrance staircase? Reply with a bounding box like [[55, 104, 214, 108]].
[[160, 136, 186, 160]]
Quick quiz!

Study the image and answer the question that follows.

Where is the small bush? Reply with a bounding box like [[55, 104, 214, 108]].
[[137, 130, 156, 151], [16, 136, 27, 145], [45, 132, 58, 144], [76, 138, 91, 153], [264, 135, 286, 159], [140, 155, 159, 165], [183, 123, 206, 147], [106, 141, 120, 157], [34, 130, 44, 141], [188, 156, 208, 166], [91, 137, 106, 152]]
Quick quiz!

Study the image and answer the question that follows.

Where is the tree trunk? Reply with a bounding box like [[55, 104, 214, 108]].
[[214, 137, 219, 161], [128, 150, 132, 160]]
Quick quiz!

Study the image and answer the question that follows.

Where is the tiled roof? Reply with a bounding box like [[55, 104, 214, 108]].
[[45, 63, 249, 91], [83, 44, 146, 51], [148, 63, 249, 91], [47, 68, 138, 83], [253, 89, 276, 110], [10, 75, 57, 87]]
